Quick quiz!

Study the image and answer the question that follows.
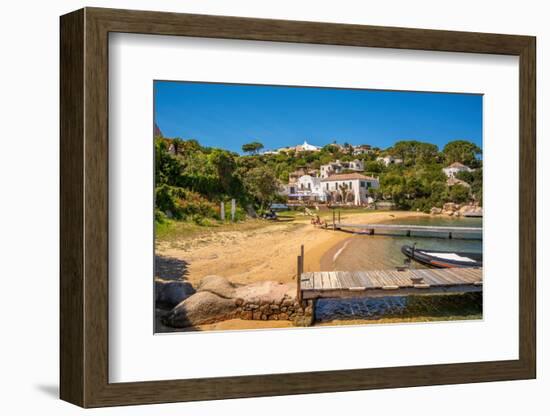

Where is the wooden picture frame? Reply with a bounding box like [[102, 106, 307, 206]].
[[60, 7, 536, 408]]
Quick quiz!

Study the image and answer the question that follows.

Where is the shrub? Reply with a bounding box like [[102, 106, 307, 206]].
[[155, 185, 217, 221]]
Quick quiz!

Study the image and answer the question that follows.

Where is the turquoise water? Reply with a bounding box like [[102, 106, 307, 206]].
[[315, 215, 483, 322], [322, 216, 482, 272]]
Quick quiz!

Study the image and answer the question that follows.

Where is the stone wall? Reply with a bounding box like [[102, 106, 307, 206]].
[[234, 298, 314, 326]]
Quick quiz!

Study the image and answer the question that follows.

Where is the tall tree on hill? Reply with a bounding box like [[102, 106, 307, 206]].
[[390, 140, 439, 166], [242, 166, 279, 210], [208, 149, 237, 194], [443, 140, 482, 167], [242, 141, 264, 155]]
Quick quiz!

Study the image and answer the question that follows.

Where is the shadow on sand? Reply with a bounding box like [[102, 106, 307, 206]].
[[154, 255, 189, 281], [154, 254, 199, 333]]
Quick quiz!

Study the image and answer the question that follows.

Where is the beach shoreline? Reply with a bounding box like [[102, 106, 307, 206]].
[[155, 210, 485, 332], [155, 210, 430, 287]]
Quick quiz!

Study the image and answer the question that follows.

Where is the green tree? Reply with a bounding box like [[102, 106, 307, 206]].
[[364, 160, 384, 174], [208, 149, 237, 194], [457, 168, 483, 204], [242, 166, 279, 209], [443, 140, 482, 167], [242, 141, 264, 155], [449, 184, 470, 203], [389, 140, 440, 166]]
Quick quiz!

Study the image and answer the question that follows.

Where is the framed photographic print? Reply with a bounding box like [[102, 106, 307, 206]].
[[60, 7, 536, 408]]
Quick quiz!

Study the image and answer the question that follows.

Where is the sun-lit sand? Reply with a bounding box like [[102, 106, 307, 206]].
[[155, 210, 429, 287], [154, 210, 485, 331]]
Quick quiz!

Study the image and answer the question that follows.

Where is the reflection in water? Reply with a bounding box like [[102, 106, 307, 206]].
[[323, 216, 482, 272], [317, 216, 483, 322], [315, 292, 483, 322]]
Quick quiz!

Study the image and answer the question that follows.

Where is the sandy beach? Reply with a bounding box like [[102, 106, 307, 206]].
[[154, 209, 486, 332], [156, 210, 429, 287]]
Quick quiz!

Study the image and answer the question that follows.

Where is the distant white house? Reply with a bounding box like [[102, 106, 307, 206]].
[[295, 140, 321, 152], [264, 140, 321, 155], [443, 162, 473, 178], [376, 155, 403, 166], [352, 144, 372, 155], [321, 173, 379, 205], [320, 159, 364, 178]]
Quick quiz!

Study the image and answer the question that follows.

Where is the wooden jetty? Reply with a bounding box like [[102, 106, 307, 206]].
[[295, 244, 482, 303], [328, 213, 482, 239], [294, 245, 482, 325], [299, 268, 483, 300]]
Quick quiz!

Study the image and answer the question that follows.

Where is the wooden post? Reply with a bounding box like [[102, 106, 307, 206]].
[[296, 254, 302, 302], [449, 232, 453, 239], [231, 199, 236, 222], [220, 201, 225, 221], [332, 210, 336, 230], [338, 210, 341, 223], [300, 244, 305, 273]]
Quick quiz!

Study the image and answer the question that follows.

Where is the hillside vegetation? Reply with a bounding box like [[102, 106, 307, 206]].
[[155, 137, 482, 226]]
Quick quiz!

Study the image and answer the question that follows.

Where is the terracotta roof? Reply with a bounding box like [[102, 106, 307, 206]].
[[321, 173, 377, 182], [447, 162, 468, 168]]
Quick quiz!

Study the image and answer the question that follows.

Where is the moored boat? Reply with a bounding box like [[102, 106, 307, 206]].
[[401, 245, 482, 268]]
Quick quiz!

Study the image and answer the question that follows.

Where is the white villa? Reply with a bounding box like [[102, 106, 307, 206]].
[[442, 162, 473, 178], [287, 175, 327, 202], [264, 140, 321, 154], [376, 155, 403, 166], [321, 173, 379, 205], [295, 140, 321, 152], [352, 144, 372, 155], [320, 159, 364, 178]]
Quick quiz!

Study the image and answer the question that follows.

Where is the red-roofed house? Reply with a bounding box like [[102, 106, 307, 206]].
[[443, 162, 473, 178]]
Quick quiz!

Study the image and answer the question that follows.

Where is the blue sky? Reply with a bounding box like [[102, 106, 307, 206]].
[[154, 81, 482, 154]]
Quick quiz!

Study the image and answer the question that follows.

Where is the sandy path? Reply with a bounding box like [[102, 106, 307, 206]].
[[156, 211, 428, 287]]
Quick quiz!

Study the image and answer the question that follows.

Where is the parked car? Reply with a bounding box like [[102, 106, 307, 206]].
[[269, 203, 288, 211]]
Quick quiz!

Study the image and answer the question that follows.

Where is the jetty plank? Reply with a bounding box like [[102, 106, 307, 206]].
[[336, 223, 482, 234], [322, 272, 331, 289], [340, 271, 354, 289], [328, 271, 340, 289], [301, 268, 483, 300], [366, 270, 385, 288], [335, 271, 345, 289], [355, 271, 375, 288], [351, 272, 363, 288]]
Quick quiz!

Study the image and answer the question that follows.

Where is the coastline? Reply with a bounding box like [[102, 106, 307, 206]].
[[155, 210, 430, 287], [155, 210, 483, 332]]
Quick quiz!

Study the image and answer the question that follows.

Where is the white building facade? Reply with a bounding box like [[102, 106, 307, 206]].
[[376, 155, 403, 166], [287, 175, 327, 202], [321, 173, 379, 205], [442, 162, 473, 178], [320, 159, 364, 178]]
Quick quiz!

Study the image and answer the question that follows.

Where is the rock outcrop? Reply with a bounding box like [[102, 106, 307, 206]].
[[155, 279, 195, 308], [162, 291, 236, 327], [458, 204, 483, 217], [160, 275, 314, 328], [197, 275, 237, 298], [431, 203, 482, 217]]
